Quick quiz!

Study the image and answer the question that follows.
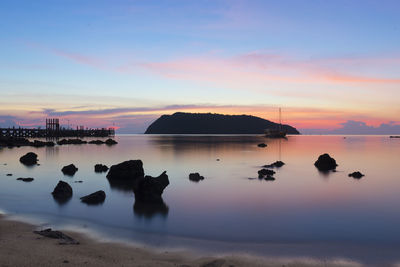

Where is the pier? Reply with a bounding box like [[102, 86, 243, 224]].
[[0, 118, 115, 138]]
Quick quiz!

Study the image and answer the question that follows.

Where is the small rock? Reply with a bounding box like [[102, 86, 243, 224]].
[[88, 140, 104, 144], [264, 176, 275, 181], [314, 153, 338, 171], [61, 164, 78, 176], [74, 180, 83, 183], [52, 181, 73, 201], [19, 152, 38, 166], [105, 138, 118, 145], [189, 172, 204, 182], [6, 173, 12, 176], [258, 169, 275, 178], [257, 143, 267, 148], [33, 228, 79, 245], [263, 161, 285, 168], [200, 259, 226, 267], [349, 171, 365, 179], [80, 190, 106, 205], [94, 164, 108, 173], [17, 177, 34, 182]]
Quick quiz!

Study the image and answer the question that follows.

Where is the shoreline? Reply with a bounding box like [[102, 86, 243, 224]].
[[0, 214, 361, 267]]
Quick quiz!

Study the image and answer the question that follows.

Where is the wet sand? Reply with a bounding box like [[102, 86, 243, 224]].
[[0, 215, 360, 267]]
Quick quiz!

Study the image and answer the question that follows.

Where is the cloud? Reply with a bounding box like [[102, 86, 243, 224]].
[[0, 115, 20, 128], [303, 120, 400, 135]]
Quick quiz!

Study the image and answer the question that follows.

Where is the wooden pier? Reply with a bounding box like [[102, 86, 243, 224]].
[[0, 118, 115, 138]]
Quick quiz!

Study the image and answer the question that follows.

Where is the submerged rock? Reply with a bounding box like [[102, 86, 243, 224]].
[[133, 171, 169, 203], [314, 153, 338, 171], [257, 143, 267, 148], [61, 164, 78, 176], [34, 228, 79, 245], [106, 160, 144, 180], [17, 177, 34, 182], [80, 190, 106, 205], [349, 171, 365, 179], [94, 164, 108, 173], [19, 152, 38, 166], [263, 161, 285, 168], [105, 138, 118, 145], [189, 172, 204, 182], [52, 181, 73, 202]]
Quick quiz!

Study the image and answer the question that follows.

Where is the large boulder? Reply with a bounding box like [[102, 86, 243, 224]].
[[189, 172, 204, 182], [19, 152, 38, 166], [61, 164, 78, 176], [80, 190, 106, 205], [94, 164, 108, 173], [52, 181, 73, 202], [314, 153, 338, 171], [106, 160, 144, 180], [133, 171, 169, 203]]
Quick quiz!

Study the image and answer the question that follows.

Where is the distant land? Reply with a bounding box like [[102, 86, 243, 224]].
[[144, 112, 300, 134]]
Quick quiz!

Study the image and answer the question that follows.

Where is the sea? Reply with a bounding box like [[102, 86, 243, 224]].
[[0, 135, 399, 265]]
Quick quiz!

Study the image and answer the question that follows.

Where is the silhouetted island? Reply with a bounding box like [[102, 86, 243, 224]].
[[145, 112, 300, 134]]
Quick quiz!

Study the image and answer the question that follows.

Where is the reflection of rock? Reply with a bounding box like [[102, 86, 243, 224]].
[[314, 153, 338, 171], [62, 164, 78, 176], [94, 164, 108, 173], [189, 172, 204, 182], [349, 171, 365, 179], [17, 177, 34, 182], [52, 181, 72, 204], [133, 200, 169, 218], [105, 139, 118, 145], [133, 171, 169, 203], [80, 190, 106, 205], [106, 177, 135, 192], [19, 152, 38, 166], [257, 143, 267, 148], [263, 161, 285, 168], [106, 160, 144, 181]]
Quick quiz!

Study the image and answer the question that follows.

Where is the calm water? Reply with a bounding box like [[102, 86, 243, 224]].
[[1, 135, 400, 265]]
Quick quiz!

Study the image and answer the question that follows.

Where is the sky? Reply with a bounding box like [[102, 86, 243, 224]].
[[0, 0, 399, 134]]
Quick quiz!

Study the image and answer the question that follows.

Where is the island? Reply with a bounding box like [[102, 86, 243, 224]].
[[144, 112, 300, 134]]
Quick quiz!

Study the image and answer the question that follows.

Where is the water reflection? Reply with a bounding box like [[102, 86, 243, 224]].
[[106, 177, 135, 192], [133, 200, 169, 219]]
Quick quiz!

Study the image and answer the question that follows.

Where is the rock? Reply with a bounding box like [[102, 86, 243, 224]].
[[61, 164, 78, 176], [258, 168, 275, 178], [314, 153, 338, 171], [17, 177, 34, 182], [52, 181, 73, 201], [200, 259, 226, 267], [6, 173, 12, 176], [264, 176, 275, 181], [263, 161, 285, 168], [105, 138, 118, 145], [257, 143, 267, 148], [80, 190, 106, 205], [88, 140, 104, 144], [133, 171, 169, 203], [57, 139, 87, 145], [74, 180, 83, 183], [33, 228, 79, 245], [106, 160, 144, 180], [189, 172, 204, 182], [19, 152, 38, 166], [32, 140, 55, 147], [349, 171, 365, 179], [390, 136, 400, 138], [94, 164, 108, 173]]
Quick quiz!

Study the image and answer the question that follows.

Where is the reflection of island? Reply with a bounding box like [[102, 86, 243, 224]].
[[145, 112, 300, 134], [133, 200, 169, 218]]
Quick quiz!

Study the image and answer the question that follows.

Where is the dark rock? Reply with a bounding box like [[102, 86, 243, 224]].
[[314, 153, 338, 171], [189, 172, 204, 182], [52, 181, 73, 201], [258, 168, 275, 178], [61, 164, 78, 176], [106, 160, 144, 180], [133, 200, 169, 218], [200, 259, 226, 267], [33, 228, 79, 245], [105, 138, 118, 145], [349, 171, 365, 179], [19, 152, 38, 166], [257, 143, 267, 148], [264, 176, 275, 181], [33, 140, 55, 147], [94, 164, 108, 173], [17, 177, 34, 182], [88, 140, 104, 144], [133, 171, 169, 203], [390, 136, 400, 138], [6, 173, 12, 176], [74, 180, 83, 183], [263, 161, 285, 168], [57, 139, 87, 145], [80, 190, 106, 205]]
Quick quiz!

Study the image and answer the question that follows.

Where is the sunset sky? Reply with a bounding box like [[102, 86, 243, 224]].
[[1, 0, 399, 134]]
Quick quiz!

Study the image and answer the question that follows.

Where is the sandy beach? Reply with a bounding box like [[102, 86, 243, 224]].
[[0, 214, 362, 267]]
